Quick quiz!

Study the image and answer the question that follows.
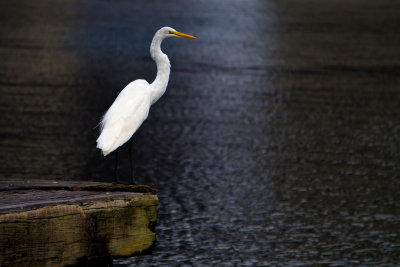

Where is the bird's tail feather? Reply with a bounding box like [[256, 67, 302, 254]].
[[96, 129, 117, 156]]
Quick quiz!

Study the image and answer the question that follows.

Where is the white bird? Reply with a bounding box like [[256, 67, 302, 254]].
[[96, 26, 197, 183]]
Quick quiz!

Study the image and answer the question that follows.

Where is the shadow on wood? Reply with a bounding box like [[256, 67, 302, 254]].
[[0, 180, 158, 267]]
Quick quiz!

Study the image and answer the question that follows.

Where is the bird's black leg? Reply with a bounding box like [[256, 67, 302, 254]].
[[113, 148, 120, 184], [129, 139, 136, 185]]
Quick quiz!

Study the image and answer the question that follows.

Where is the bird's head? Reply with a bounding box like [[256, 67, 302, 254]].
[[160, 26, 197, 39]]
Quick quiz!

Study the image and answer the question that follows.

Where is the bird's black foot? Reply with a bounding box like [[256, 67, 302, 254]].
[[128, 139, 136, 185], [129, 176, 137, 185], [113, 172, 120, 185], [113, 148, 120, 184]]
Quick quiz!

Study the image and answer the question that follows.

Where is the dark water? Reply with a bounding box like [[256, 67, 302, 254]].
[[1, 0, 400, 265]]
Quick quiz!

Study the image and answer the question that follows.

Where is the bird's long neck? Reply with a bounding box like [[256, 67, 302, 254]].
[[149, 34, 171, 105]]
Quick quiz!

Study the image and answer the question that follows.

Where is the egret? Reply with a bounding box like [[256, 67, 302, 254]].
[[96, 26, 197, 184]]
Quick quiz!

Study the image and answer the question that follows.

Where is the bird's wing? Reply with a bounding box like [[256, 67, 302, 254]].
[[97, 79, 151, 155]]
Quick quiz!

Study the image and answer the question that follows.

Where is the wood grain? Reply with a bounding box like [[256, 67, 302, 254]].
[[0, 181, 158, 267]]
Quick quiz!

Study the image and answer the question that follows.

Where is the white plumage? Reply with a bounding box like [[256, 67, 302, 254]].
[[97, 80, 151, 155], [96, 27, 197, 156]]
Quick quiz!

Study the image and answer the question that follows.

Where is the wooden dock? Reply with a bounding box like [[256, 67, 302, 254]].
[[0, 180, 158, 267]]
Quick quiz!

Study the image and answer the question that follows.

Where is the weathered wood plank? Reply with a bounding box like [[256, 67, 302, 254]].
[[0, 181, 158, 267]]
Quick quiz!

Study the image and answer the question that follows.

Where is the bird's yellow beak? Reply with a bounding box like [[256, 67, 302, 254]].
[[169, 30, 198, 39]]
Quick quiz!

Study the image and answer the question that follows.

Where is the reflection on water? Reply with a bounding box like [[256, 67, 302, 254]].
[[1, 0, 400, 265]]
